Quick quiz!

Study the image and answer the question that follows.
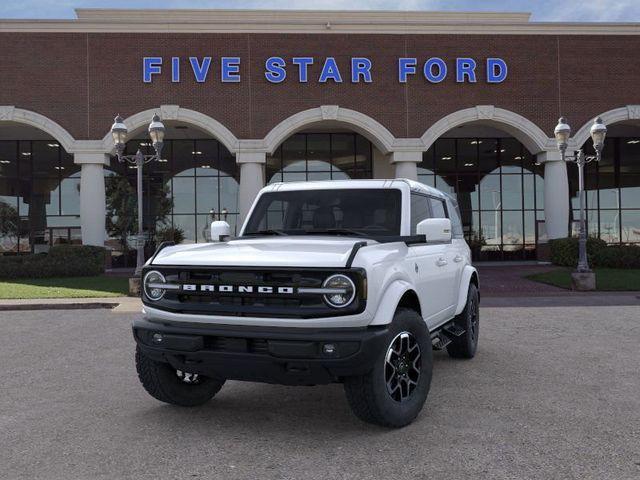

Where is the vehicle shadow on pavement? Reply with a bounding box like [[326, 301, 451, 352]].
[[126, 351, 477, 435]]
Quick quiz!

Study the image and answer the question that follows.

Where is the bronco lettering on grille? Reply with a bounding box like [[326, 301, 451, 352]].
[[181, 284, 295, 294]]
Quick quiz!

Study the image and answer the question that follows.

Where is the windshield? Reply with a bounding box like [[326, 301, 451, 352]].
[[243, 188, 402, 237]]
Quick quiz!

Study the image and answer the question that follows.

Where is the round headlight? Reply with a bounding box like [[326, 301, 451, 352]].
[[143, 270, 166, 301], [323, 274, 356, 308]]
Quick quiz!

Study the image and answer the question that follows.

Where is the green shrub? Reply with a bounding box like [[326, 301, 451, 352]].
[[550, 237, 640, 269], [549, 237, 607, 267], [155, 226, 185, 245], [0, 245, 106, 279], [593, 245, 640, 269]]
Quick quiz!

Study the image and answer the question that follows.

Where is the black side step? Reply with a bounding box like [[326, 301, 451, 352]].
[[432, 332, 452, 351], [442, 323, 466, 337]]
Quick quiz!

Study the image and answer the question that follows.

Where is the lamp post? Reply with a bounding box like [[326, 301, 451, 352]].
[[110, 114, 165, 276], [553, 116, 607, 280]]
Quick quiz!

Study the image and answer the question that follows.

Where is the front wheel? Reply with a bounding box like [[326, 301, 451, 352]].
[[343, 308, 433, 428], [135, 346, 225, 406]]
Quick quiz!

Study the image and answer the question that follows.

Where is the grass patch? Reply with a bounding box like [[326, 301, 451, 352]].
[[0, 276, 129, 299], [526, 268, 640, 291]]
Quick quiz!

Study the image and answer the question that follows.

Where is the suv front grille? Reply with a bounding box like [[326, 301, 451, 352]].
[[143, 266, 366, 319]]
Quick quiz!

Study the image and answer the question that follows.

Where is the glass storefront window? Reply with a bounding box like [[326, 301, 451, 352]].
[[435, 139, 457, 174], [501, 175, 523, 210], [307, 134, 331, 172], [418, 135, 545, 260], [500, 138, 523, 173], [266, 132, 373, 184], [455, 176, 479, 211], [104, 138, 239, 266], [599, 210, 620, 243], [568, 136, 640, 244], [0, 140, 81, 253], [621, 210, 640, 243]]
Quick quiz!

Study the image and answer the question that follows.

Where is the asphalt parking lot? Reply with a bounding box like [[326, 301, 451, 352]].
[[1, 306, 639, 480]]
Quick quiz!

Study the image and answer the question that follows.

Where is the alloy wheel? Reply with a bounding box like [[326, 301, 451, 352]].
[[384, 332, 421, 402]]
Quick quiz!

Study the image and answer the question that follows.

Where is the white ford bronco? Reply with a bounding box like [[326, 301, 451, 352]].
[[134, 179, 479, 427]]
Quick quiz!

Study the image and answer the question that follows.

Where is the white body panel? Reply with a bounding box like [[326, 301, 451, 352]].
[[143, 179, 477, 331], [153, 236, 362, 268]]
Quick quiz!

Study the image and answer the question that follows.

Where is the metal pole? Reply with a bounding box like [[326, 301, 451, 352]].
[[576, 150, 590, 273], [135, 149, 145, 276]]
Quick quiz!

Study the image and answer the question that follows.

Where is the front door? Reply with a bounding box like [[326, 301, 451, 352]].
[[409, 242, 458, 329], [408, 193, 458, 328]]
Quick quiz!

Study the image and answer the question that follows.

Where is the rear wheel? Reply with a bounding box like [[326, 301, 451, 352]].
[[447, 283, 479, 359], [343, 308, 433, 428], [135, 346, 225, 406]]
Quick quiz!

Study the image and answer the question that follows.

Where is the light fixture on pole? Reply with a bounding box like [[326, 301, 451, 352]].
[[110, 113, 165, 276], [553, 116, 607, 284]]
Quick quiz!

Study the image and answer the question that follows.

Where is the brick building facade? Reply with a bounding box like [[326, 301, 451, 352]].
[[1, 9, 639, 261]]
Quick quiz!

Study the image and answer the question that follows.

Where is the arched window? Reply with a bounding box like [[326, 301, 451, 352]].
[[418, 137, 544, 261], [0, 140, 79, 253], [108, 138, 239, 249], [569, 135, 640, 244], [266, 133, 373, 183]]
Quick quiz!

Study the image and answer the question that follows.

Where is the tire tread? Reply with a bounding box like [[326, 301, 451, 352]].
[[447, 283, 479, 359], [343, 308, 431, 428], [135, 346, 224, 406]]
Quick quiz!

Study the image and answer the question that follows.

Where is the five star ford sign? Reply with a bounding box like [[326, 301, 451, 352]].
[[142, 56, 508, 84]]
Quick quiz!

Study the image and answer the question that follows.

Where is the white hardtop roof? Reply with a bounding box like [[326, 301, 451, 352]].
[[263, 179, 447, 198]]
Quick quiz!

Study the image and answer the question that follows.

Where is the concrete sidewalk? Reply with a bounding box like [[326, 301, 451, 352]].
[[0, 296, 142, 313]]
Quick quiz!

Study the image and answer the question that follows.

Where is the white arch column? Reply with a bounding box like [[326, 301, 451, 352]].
[[237, 150, 266, 225], [538, 151, 569, 239], [390, 151, 422, 181], [74, 148, 109, 246]]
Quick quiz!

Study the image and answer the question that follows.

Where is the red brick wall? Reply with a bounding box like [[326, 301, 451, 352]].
[[1, 32, 639, 142]]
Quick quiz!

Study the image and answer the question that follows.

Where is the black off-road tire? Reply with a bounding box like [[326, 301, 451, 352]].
[[447, 283, 479, 359], [135, 346, 225, 406], [343, 308, 433, 428]]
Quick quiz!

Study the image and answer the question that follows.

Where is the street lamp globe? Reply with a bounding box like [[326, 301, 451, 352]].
[[110, 115, 128, 153], [148, 113, 166, 156], [554, 117, 571, 154], [590, 116, 607, 154]]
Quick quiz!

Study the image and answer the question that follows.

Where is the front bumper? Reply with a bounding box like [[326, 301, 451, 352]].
[[133, 318, 390, 386]]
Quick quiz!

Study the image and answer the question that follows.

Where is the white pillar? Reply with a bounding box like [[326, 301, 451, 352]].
[[539, 151, 569, 239], [237, 151, 266, 225], [75, 152, 109, 246], [390, 151, 422, 181]]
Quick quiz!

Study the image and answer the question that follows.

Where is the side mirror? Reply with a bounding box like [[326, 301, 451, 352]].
[[416, 218, 452, 243], [210, 221, 231, 242]]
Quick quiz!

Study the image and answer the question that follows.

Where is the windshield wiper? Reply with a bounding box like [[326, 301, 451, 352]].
[[305, 228, 369, 238], [243, 229, 287, 236]]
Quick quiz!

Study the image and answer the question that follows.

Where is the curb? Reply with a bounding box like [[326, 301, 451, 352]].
[[0, 302, 119, 312]]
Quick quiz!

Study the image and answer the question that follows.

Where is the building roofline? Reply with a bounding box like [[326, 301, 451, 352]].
[[73, 9, 532, 24], [0, 8, 639, 35]]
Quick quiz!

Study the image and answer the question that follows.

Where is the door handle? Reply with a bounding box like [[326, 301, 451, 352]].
[[454, 255, 464, 263], [436, 257, 447, 267]]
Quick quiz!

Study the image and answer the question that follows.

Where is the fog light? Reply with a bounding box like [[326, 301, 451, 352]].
[[323, 343, 337, 354], [152, 333, 164, 344]]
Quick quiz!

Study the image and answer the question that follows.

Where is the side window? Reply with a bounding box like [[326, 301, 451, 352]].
[[410, 193, 431, 234], [429, 198, 447, 219], [446, 198, 464, 238]]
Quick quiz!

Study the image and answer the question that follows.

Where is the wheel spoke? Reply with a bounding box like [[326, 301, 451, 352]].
[[176, 369, 201, 385]]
